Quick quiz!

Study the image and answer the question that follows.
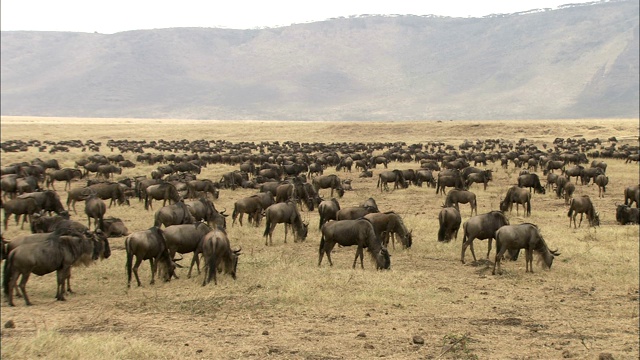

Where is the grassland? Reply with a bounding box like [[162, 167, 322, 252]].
[[1, 116, 638, 359]]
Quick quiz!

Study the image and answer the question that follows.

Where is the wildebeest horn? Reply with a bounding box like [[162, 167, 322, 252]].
[[233, 247, 242, 255], [220, 207, 228, 217], [174, 253, 184, 262]]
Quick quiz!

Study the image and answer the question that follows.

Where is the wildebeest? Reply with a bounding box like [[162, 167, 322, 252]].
[[336, 205, 378, 220], [360, 197, 380, 212], [546, 172, 559, 192], [184, 197, 227, 229], [66, 186, 97, 214], [376, 170, 407, 192], [562, 182, 576, 205], [18, 190, 65, 215], [317, 198, 341, 230], [416, 169, 436, 188], [436, 171, 465, 195], [364, 211, 413, 249], [144, 183, 181, 210], [594, 174, 608, 197], [444, 189, 478, 217], [624, 185, 640, 207], [562, 165, 584, 183], [3, 228, 107, 306], [125, 227, 179, 287], [369, 156, 389, 169], [465, 170, 492, 190], [499, 186, 531, 217], [318, 218, 390, 270], [517, 173, 546, 195], [493, 223, 560, 275], [543, 160, 564, 175], [163, 222, 212, 278], [438, 207, 461, 242], [96, 164, 122, 179], [2, 196, 41, 230], [200, 227, 241, 286], [45, 168, 83, 191], [101, 217, 130, 237], [232, 195, 264, 227], [567, 195, 600, 228], [88, 182, 130, 208], [262, 201, 309, 245], [580, 167, 605, 185], [30, 211, 71, 233], [460, 211, 510, 264], [84, 195, 106, 231], [187, 179, 219, 199], [312, 174, 344, 198], [154, 201, 195, 228], [616, 204, 640, 225], [554, 175, 569, 198]]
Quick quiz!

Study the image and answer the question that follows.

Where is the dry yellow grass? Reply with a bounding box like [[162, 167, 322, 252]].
[[1, 116, 639, 359]]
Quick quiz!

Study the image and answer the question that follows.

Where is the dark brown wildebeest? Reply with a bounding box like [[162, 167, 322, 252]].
[[232, 195, 264, 227], [163, 222, 213, 278], [15, 176, 41, 195], [259, 181, 281, 197], [135, 178, 162, 201], [624, 185, 640, 207], [401, 169, 418, 186], [96, 164, 122, 179], [436, 171, 465, 195], [546, 172, 559, 192], [493, 223, 560, 275], [144, 183, 181, 210], [444, 189, 477, 217], [438, 207, 461, 242], [275, 182, 296, 204], [377, 170, 407, 192], [594, 174, 608, 198], [66, 187, 97, 214], [84, 195, 106, 231], [369, 156, 389, 169], [354, 159, 368, 172], [3, 228, 107, 306], [18, 190, 65, 215], [590, 160, 607, 173], [184, 197, 227, 229], [187, 179, 219, 199], [336, 205, 378, 221], [262, 201, 309, 245], [154, 201, 194, 228], [307, 162, 324, 178], [101, 217, 130, 237], [30, 211, 71, 233], [517, 173, 546, 195], [562, 182, 576, 205], [616, 204, 639, 225], [416, 169, 436, 188], [500, 186, 531, 217], [87, 182, 130, 208], [554, 175, 569, 198], [580, 167, 605, 185], [318, 218, 390, 270], [2, 196, 41, 230], [336, 156, 353, 172], [312, 174, 344, 198], [1, 174, 19, 200], [562, 165, 584, 184], [568, 195, 600, 228], [201, 227, 241, 286], [318, 198, 341, 230], [465, 170, 492, 190], [364, 211, 413, 249], [360, 197, 380, 212], [125, 227, 179, 287], [460, 211, 510, 264], [45, 168, 83, 191], [543, 160, 564, 175]]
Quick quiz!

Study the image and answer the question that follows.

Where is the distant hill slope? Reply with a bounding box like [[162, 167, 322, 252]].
[[1, 0, 638, 120]]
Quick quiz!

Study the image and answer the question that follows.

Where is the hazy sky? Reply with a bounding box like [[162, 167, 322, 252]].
[[1, 0, 596, 34]]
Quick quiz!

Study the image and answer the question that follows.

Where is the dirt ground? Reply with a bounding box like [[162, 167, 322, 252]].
[[1, 118, 638, 359]]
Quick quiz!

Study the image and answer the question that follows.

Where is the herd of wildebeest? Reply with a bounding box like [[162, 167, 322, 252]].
[[0, 136, 638, 307]]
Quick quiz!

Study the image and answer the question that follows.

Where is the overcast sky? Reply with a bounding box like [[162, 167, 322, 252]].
[[1, 0, 597, 34]]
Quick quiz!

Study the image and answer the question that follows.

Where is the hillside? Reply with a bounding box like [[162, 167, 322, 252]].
[[1, 0, 638, 120]]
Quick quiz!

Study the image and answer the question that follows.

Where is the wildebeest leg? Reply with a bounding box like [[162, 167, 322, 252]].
[[486, 238, 493, 260], [7, 271, 21, 306], [320, 242, 337, 266], [187, 250, 201, 278], [460, 236, 475, 264], [578, 213, 584, 227], [525, 249, 533, 273], [149, 258, 157, 285], [56, 268, 69, 301], [132, 257, 144, 287], [353, 245, 364, 269]]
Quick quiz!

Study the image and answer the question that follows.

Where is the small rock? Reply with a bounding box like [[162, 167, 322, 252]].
[[4, 320, 15, 329], [262, 330, 269, 335], [196, 350, 203, 354], [184, 343, 189, 346], [598, 353, 614, 360], [364, 343, 375, 349], [412, 336, 425, 345], [562, 350, 574, 358], [357, 332, 366, 338]]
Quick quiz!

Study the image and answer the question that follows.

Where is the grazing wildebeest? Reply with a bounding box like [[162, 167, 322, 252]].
[[543, 160, 564, 175], [616, 204, 640, 225], [546, 172, 559, 192], [493, 223, 560, 275], [307, 162, 324, 178], [262, 201, 309, 245], [517, 173, 545, 194], [369, 156, 389, 169], [18, 190, 65, 215], [360, 197, 380, 212], [3, 229, 105, 306], [436, 172, 465, 195], [87, 182, 130, 208], [444, 189, 477, 216], [336, 205, 378, 220], [163, 222, 212, 278], [45, 168, 83, 191], [154, 201, 195, 228], [465, 170, 492, 190], [594, 174, 608, 197], [364, 211, 413, 249], [624, 185, 640, 207], [275, 182, 296, 204], [187, 179, 219, 199], [232, 195, 264, 227], [2, 196, 41, 230], [144, 183, 181, 210], [30, 211, 71, 233], [438, 207, 461, 242], [184, 197, 227, 229], [562, 182, 576, 205], [318, 219, 390, 270], [125, 227, 179, 287], [354, 159, 368, 172], [84, 195, 106, 231], [317, 198, 341, 230], [591, 160, 607, 173], [377, 170, 407, 192], [312, 174, 344, 198], [416, 169, 436, 188], [580, 167, 605, 185], [96, 164, 122, 179], [562, 165, 584, 184], [554, 175, 569, 198], [460, 211, 510, 264], [201, 228, 241, 286], [499, 186, 531, 217], [101, 217, 130, 237], [568, 195, 600, 228]]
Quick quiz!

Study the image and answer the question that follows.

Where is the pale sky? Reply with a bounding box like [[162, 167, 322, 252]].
[[1, 0, 597, 34]]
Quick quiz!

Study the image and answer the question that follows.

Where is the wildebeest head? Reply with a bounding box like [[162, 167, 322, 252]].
[[377, 247, 391, 270]]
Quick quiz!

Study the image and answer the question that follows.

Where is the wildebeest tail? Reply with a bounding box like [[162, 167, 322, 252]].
[[376, 175, 381, 189], [526, 200, 531, 216], [437, 225, 446, 242], [567, 201, 574, 218], [124, 236, 133, 282], [262, 213, 271, 237], [319, 232, 326, 254], [3, 251, 14, 295], [144, 192, 150, 210], [153, 210, 161, 228]]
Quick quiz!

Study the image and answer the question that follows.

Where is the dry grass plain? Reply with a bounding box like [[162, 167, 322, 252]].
[[0, 116, 638, 360]]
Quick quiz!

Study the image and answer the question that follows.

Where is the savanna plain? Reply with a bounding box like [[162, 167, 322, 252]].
[[0, 117, 638, 360]]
